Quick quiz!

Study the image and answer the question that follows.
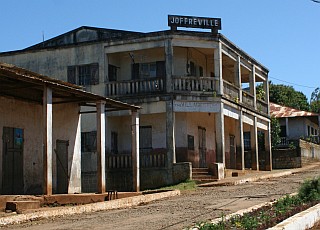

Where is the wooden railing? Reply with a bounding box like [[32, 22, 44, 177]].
[[223, 80, 240, 101], [106, 152, 166, 169], [105, 77, 164, 97], [173, 76, 215, 92]]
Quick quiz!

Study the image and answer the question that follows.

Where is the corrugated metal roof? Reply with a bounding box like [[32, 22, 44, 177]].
[[270, 102, 318, 118], [0, 62, 140, 111]]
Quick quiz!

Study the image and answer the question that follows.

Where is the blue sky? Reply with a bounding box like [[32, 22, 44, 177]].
[[1, 0, 319, 100]]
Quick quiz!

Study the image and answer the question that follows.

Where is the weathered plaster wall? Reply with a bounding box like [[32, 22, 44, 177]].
[[0, 96, 43, 194], [52, 103, 81, 194], [0, 43, 105, 95], [0, 96, 82, 194]]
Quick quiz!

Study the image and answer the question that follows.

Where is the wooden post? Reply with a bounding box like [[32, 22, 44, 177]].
[[43, 86, 53, 195], [214, 42, 223, 95], [265, 121, 272, 171]]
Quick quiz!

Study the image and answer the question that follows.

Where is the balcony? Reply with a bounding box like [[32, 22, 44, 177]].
[[105, 77, 164, 97], [172, 76, 216, 93], [105, 76, 268, 114]]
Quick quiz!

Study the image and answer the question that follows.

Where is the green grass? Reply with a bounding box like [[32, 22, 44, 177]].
[[158, 179, 198, 191], [187, 176, 320, 230]]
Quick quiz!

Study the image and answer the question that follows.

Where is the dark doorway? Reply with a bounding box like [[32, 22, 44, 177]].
[[229, 135, 236, 169], [2, 127, 24, 194], [198, 127, 206, 168], [55, 140, 69, 194]]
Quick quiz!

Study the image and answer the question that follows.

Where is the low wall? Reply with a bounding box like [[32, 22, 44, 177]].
[[173, 162, 192, 184], [300, 139, 320, 160], [272, 148, 301, 169]]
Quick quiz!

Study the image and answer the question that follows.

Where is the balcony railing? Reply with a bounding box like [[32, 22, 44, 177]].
[[256, 99, 268, 114], [106, 152, 166, 169], [223, 80, 240, 101], [173, 76, 216, 92], [242, 91, 254, 107], [105, 77, 164, 97]]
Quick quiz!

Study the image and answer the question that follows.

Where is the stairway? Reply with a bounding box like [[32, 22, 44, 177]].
[[192, 168, 217, 183]]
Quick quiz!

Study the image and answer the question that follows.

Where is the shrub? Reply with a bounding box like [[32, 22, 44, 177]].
[[298, 176, 320, 202]]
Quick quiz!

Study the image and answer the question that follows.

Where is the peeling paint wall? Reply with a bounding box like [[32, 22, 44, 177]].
[[0, 96, 81, 194]]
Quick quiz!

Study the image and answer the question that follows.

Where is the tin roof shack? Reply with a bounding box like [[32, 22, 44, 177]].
[[0, 63, 140, 195], [270, 102, 320, 145], [0, 16, 272, 189]]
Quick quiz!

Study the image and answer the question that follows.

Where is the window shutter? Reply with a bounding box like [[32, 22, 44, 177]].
[[90, 63, 99, 85], [131, 63, 140, 80], [156, 61, 166, 78], [67, 66, 76, 84]]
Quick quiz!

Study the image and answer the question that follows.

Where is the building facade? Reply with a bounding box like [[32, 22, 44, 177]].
[[0, 19, 272, 190]]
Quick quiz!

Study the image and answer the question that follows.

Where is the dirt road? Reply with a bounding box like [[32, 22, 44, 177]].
[[2, 165, 320, 230]]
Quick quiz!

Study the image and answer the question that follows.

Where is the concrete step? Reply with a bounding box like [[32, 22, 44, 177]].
[[6, 200, 40, 212], [192, 168, 209, 173]]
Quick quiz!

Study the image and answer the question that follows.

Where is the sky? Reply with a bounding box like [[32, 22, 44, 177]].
[[0, 0, 319, 100]]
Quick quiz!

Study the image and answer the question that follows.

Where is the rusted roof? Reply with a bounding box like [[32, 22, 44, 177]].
[[0, 62, 140, 111], [270, 102, 318, 118]]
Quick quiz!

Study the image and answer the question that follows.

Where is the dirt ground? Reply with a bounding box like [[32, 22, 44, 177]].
[[1, 165, 320, 230]]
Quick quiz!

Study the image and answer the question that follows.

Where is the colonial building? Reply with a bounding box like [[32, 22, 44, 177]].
[[0, 15, 272, 190]]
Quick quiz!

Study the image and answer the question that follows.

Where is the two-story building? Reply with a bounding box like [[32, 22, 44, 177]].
[[0, 16, 272, 191]]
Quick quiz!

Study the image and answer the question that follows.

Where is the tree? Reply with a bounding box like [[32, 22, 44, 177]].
[[310, 87, 320, 112], [268, 82, 309, 111], [271, 116, 281, 148]]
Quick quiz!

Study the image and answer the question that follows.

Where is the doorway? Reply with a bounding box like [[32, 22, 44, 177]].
[[55, 140, 69, 194], [2, 127, 24, 194], [198, 127, 207, 168]]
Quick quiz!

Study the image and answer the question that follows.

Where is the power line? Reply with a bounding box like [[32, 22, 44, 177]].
[[269, 76, 317, 89]]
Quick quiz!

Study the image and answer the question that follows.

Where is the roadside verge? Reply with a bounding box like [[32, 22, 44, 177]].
[[0, 190, 180, 227]]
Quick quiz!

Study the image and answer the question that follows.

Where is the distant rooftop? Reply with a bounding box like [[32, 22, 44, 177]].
[[270, 102, 318, 118]]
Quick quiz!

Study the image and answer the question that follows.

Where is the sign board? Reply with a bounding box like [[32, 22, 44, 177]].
[[173, 101, 220, 113], [168, 15, 221, 32]]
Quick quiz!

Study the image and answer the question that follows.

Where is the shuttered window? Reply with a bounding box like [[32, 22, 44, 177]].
[[67, 63, 99, 86], [131, 61, 166, 79], [139, 126, 152, 153]]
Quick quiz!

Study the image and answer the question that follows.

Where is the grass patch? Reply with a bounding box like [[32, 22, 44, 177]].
[[187, 176, 320, 230], [158, 180, 198, 191]]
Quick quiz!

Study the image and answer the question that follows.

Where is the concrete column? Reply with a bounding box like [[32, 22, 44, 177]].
[[265, 121, 272, 171], [250, 116, 259, 170], [166, 100, 176, 167], [131, 110, 140, 192], [68, 113, 82, 194], [264, 79, 270, 115], [43, 86, 53, 195], [96, 101, 106, 193], [215, 103, 225, 166], [165, 39, 173, 93], [250, 65, 257, 109], [214, 42, 223, 95], [235, 56, 242, 102], [236, 110, 244, 170]]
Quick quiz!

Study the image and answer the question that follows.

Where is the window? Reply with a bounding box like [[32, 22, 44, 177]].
[[139, 126, 152, 153], [199, 66, 204, 77], [108, 64, 118, 81], [189, 61, 196, 76], [67, 63, 99, 86], [280, 125, 287, 137], [81, 131, 97, 152], [131, 61, 165, 79], [187, 135, 194, 150], [111, 131, 118, 154], [243, 132, 251, 151]]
